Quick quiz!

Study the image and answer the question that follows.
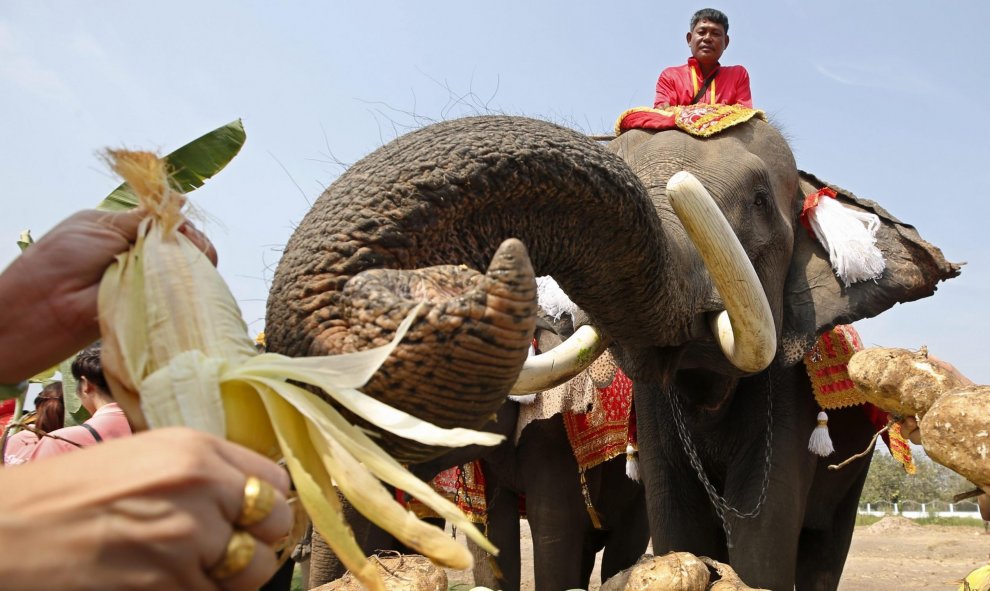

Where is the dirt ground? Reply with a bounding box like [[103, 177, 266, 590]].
[[445, 516, 990, 590]]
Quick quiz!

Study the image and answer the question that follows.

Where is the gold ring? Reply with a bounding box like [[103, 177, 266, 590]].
[[236, 476, 276, 527], [208, 529, 255, 580]]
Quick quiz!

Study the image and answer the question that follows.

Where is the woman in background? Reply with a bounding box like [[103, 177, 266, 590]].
[[2, 381, 64, 465]]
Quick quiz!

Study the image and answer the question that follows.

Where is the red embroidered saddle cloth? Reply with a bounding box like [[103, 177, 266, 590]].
[[805, 324, 914, 472], [563, 368, 635, 471], [614, 103, 765, 137], [400, 460, 491, 523], [403, 369, 637, 522]]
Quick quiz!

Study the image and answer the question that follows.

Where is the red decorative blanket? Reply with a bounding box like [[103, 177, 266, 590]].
[[614, 103, 765, 137], [806, 325, 914, 472], [563, 368, 635, 471]]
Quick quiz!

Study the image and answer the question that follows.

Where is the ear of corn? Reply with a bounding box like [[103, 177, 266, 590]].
[[97, 150, 501, 591]]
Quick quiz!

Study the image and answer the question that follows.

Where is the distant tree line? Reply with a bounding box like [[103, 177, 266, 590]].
[[859, 447, 972, 504]]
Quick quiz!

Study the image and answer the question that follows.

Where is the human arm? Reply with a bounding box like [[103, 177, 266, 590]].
[[734, 66, 753, 108], [0, 210, 217, 384], [654, 70, 678, 109], [0, 427, 292, 590]]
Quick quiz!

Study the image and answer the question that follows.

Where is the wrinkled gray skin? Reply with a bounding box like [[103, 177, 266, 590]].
[[470, 320, 648, 591], [267, 115, 958, 590], [306, 324, 649, 591]]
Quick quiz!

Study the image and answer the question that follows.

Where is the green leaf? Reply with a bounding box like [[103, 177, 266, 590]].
[[96, 119, 246, 211], [28, 365, 58, 385], [60, 355, 90, 427]]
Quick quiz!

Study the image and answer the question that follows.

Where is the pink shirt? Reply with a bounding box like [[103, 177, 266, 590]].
[[3, 430, 41, 465], [28, 403, 132, 461]]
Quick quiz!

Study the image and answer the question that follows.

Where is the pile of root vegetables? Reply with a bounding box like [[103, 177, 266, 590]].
[[599, 552, 768, 591], [848, 347, 990, 489]]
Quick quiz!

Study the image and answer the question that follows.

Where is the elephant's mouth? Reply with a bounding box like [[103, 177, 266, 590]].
[[513, 171, 778, 393]]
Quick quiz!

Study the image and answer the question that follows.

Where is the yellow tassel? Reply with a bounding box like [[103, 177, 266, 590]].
[[579, 471, 603, 529]]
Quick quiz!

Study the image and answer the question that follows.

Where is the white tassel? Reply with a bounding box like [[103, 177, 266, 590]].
[[508, 393, 537, 405], [536, 276, 579, 321], [625, 444, 641, 481], [805, 196, 886, 287], [808, 411, 835, 457]]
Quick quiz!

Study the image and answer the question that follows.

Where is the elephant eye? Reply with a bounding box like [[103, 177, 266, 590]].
[[753, 189, 771, 210]]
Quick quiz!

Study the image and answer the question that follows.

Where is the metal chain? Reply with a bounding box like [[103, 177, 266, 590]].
[[667, 372, 774, 548]]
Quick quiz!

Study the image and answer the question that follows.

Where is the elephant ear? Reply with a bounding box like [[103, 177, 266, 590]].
[[778, 170, 961, 366]]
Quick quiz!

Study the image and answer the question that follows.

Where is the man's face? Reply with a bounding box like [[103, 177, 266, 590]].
[[687, 19, 729, 66]]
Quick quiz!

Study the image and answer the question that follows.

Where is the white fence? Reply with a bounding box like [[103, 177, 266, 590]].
[[858, 500, 983, 520]]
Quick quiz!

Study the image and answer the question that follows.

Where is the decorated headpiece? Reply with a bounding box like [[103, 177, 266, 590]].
[[800, 187, 885, 287]]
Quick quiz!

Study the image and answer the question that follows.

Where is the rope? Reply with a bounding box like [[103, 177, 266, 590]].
[[827, 421, 892, 471]]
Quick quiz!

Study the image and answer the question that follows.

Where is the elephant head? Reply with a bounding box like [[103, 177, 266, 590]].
[[265, 115, 957, 461]]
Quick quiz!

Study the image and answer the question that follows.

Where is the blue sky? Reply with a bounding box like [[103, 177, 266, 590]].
[[3, 1, 989, 383]]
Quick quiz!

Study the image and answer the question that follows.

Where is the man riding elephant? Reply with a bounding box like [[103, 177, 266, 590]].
[[654, 8, 752, 110]]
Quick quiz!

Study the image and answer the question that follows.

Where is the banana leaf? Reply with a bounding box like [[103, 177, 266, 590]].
[[82, 120, 245, 421], [17, 230, 32, 252], [97, 119, 246, 211], [60, 355, 90, 427], [32, 120, 242, 423]]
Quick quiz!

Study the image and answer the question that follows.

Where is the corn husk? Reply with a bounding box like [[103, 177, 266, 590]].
[[959, 564, 990, 591], [96, 150, 501, 591]]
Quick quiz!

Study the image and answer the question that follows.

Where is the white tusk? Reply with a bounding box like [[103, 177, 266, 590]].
[[509, 325, 608, 395], [667, 171, 777, 373]]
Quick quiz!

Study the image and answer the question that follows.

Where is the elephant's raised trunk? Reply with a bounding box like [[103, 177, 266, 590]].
[[335, 239, 536, 459], [267, 116, 695, 461]]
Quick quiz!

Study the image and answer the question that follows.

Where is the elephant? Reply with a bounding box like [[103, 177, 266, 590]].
[[266, 114, 958, 590], [469, 316, 649, 591], [304, 318, 649, 591]]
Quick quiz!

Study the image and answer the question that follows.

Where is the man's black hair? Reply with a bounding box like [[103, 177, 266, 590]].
[[690, 8, 729, 33], [71, 341, 111, 395]]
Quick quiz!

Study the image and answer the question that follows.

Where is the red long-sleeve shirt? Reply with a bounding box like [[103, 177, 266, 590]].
[[654, 57, 752, 108]]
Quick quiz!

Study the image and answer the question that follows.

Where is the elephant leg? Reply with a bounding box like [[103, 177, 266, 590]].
[[723, 367, 817, 590], [635, 384, 727, 559], [476, 472, 521, 591], [795, 405, 875, 591], [519, 415, 592, 591], [307, 527, 337, 589], [723, 435, 810, 590], [593, 457, 650, 584]]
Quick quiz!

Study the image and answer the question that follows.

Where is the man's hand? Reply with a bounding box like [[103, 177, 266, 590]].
[[0, 209, 217, 383], [0, 428, 293, 590], [897, 415, 923, 445]]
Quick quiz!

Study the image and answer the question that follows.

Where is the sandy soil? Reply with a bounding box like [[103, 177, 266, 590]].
[[840, 517, 989, 590], [445, 516, 990, 590]]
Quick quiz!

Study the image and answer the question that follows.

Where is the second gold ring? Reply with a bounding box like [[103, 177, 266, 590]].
[[236, 475, 276, 527]]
